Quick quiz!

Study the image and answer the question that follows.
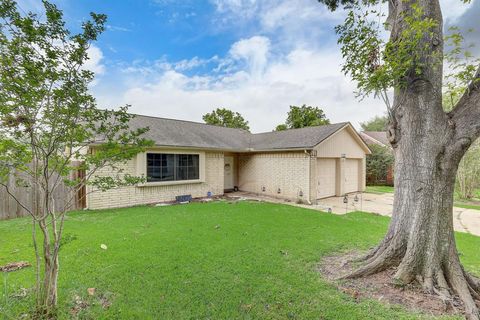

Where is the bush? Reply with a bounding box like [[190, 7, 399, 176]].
[[366, 145, 394, 185]]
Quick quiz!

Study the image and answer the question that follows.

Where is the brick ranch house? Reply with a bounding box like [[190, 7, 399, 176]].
[[86, 115, 371, 210], [359, 131, 394, 186]]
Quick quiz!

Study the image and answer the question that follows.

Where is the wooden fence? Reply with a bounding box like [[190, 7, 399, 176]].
[[0, 163, 86, 220]]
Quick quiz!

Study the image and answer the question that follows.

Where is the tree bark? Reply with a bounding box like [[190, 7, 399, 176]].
[[35, 218, 60, 319], [344, 0, 480, 319]]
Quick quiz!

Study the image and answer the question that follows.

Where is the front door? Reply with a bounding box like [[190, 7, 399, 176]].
[[224, 156, 235, 190]]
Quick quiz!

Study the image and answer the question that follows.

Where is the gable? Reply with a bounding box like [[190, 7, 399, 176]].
[[360, 131, 391, 149], [314, 125, 370, 158]]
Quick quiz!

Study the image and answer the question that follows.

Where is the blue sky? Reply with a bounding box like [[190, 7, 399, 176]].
[[18, 0, 477, 132]]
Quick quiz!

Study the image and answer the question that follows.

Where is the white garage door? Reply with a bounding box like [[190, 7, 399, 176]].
[[317, 159, 336, 199], [344, 159, 360, 194]]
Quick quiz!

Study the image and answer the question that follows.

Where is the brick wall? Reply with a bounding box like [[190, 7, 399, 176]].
[[87, 152, 224, 210], [237, 152, 311, 203]]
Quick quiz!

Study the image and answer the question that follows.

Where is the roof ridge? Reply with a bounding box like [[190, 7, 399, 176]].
[[252, 122, 349, 136], [130, 112, 250, 133], [131, 113, 349, 135]]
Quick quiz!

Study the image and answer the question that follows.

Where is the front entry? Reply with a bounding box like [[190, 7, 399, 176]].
[[224, 156, 235, 190]]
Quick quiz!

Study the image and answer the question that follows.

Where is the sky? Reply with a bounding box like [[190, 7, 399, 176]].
[[17, 0, 478, 133]]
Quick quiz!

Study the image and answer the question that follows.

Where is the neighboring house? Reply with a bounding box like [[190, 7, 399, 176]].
[[86, 115, 371, 210], [359, 131, 394, 185]]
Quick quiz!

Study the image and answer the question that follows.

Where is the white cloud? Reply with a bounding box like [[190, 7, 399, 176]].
[[440, 0, 473, 22], [84, 45, 106, 76], [96, 36, 384, 133], [210, 0, 344, 49], [229, 36, 270, 81], [106, 25, 132, 32]]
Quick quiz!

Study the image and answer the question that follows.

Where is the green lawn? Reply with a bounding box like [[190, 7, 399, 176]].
[[365, 185, 394, 194], [454, 189, 480, 211], [365, 186, 480, 211], [2, 201, 478, 319], [454, 202, 480, 211]]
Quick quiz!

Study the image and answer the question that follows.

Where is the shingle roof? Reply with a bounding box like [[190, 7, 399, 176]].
[[360, 131, 390, 148], [121, 114, 350, 152], [125, 114, 251, 150], [249, 122, 348, 150]]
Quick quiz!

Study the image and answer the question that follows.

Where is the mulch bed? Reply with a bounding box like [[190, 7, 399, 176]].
[[319, 251, 465, 318]]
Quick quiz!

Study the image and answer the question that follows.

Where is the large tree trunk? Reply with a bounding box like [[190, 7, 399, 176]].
[[347, 102, 479, 317], [344, 0, 480, 318]]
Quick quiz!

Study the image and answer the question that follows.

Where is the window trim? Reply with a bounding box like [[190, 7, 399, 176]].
[[136, 149, 205, 187]]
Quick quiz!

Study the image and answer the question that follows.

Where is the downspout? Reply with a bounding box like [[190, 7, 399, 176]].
[[304, 149, 312, 205]]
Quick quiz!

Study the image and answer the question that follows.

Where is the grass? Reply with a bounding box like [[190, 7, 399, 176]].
[[1, 201, 478, 319], [454, 202, 480, 211], [365, 186, 480, 211], [365, 185, 394, 194], [454, 189, 480, 211]]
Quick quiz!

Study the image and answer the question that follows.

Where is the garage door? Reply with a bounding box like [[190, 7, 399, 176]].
[[344, 159, 360, 194], [317, 159, 336, 199]]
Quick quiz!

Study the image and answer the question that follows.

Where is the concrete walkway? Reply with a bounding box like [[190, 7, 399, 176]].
[[316, 193, 480, 236], [226, 191, 480, 236]]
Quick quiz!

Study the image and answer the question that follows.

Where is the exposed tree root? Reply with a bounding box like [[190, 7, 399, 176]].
[[342, 245, 480, 320]]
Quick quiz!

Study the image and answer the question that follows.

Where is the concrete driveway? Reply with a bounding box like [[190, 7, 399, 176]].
[[316, 193, 480, 236]]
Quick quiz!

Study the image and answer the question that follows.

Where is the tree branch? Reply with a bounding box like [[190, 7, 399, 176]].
[[450, 66, 480, 148]]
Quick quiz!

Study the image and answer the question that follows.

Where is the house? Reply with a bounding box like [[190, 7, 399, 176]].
[[86, 115, 371, 210], [359, 131, 394, 185], [359, 131, 391, 149]]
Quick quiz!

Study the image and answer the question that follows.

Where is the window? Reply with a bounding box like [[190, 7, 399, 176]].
[[146, 153, 199, 182]]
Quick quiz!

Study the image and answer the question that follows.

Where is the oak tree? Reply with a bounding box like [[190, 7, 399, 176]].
[[202, 108, 250, 131], [360, 114, 388, 131], [275, 104, 330, 131], [318, 0, 480, 318]]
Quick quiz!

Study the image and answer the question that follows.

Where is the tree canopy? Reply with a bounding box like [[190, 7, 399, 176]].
[[275, 105, 330, 131], [360, 115, 388, 131], [203, 108, 250, 131]]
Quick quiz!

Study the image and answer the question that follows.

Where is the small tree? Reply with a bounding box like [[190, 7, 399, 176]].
[[366, 145, 394, 185], [202, 108, 250, 131], [360, 115, 388, 131], [0, 1, 152, 317], [275, 105, 330, 130]]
